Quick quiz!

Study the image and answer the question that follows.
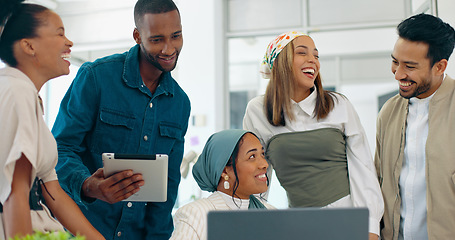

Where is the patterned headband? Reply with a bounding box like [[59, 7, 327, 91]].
[[259, 31, 308, 79]]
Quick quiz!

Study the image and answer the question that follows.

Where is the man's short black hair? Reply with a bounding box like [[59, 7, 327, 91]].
[[397, 13, 455, 66], [134, 0, 179, 29]]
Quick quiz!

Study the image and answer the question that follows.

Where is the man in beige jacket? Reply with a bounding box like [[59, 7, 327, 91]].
[[375, 13, 455, 240]]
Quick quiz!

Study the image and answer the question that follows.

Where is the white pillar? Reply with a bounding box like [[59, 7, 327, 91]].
[[437, 0, 455, 77]]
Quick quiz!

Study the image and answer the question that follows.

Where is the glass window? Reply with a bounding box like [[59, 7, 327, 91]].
[[310, 28, 398, 56], [41, 64, 79, 129], [227, 0, 302, 32], [229, 63, 260, 91], [230, 91, 257, 129], [340, 54, 393, 84], [228, 36, 276, 97], [412, 0, 429, 13], [318, 57, 337, 87], [57, 1, 135, 47], [308, 0, 405, 26]]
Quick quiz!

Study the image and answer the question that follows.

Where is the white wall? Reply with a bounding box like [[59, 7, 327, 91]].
[[177, 0, 218, 154], [438, 0, 455, 77], [173, 0, 220, 205]]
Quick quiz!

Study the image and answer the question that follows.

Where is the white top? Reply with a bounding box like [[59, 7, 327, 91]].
[[243, 90, 384, 235], [170, 191, 274, 240], [218, 191, 250, 210], [398, 92, 434, 240], [0, 67, 58, 204]]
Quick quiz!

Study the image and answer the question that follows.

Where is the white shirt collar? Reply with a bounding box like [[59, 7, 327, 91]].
[[293, 89, 317, 116], [409, 86, 437, 104]]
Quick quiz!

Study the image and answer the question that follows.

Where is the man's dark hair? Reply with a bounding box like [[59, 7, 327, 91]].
[[134, 0, 179, 29], [397, 13, 455, 66]]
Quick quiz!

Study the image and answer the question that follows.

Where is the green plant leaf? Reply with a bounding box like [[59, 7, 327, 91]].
[[9, 231, 86, 240]]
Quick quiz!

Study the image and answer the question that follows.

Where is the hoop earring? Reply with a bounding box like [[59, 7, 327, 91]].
[[223, 175, 230, 190]]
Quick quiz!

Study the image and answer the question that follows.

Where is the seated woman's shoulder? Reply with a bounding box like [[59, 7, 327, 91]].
[[174, 197, 217, 219]]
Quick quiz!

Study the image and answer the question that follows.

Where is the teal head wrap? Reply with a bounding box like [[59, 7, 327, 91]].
[[193, 129, 249, 192], [192, 129, 267, 209]]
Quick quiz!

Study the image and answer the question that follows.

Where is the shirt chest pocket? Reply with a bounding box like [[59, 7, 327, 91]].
[[91, 108, 136, 154], [155, 122, 183, 154], [100, 108, 135, 129]]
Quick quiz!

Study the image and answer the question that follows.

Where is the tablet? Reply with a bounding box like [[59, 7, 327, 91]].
[[102, 153, 168, 202]]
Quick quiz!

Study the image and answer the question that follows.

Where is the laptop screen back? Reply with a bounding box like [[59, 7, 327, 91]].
[[207, 207, 368, 240]]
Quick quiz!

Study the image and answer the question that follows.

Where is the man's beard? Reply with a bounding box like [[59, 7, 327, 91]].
[[141, 43, 178, 72], [400, 79, 431, 99]]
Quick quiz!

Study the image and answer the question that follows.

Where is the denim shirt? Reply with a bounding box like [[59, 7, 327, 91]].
[[52, 44, 191, 240]]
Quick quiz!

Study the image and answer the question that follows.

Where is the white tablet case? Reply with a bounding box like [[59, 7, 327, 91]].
[[102, 153, 168, 202]]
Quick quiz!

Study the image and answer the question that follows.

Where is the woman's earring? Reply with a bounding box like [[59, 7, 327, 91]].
[[224, 175, 230, 190]]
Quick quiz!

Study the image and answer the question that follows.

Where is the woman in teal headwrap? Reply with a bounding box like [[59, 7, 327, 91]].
[[170, 129, 275, 240]]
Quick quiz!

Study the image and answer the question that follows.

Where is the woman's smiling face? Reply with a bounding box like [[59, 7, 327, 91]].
[[225, 133, 269, 199], [31, 10, 73, 80], [292, 35, 320, 102]]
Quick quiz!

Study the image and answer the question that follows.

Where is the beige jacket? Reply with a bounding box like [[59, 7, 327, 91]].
[[375, 75, 455, 240]]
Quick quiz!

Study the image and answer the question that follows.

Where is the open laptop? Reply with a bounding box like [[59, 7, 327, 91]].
[[207, 207, 368, 240], [102, 153, 168, 202]]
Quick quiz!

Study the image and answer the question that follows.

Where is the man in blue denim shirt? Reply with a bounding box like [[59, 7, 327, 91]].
[[51, 0, 190, 239]]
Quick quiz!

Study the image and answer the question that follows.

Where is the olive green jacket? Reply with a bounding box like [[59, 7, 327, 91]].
[[375, 75, 455, 240]]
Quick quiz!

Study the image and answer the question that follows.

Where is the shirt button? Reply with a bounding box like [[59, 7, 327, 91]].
[[149, 103, 153, 108], [143, 135, 148, 141], [127, 202, 132, 207], [117, 231, 122, 237]]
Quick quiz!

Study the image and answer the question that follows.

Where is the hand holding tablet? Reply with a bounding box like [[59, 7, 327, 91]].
[[81, 167, 144, 204], [102, 153, 169, 202]]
